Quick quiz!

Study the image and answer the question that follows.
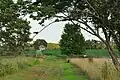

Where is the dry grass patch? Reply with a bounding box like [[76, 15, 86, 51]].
[[70, 58, 120, 80]]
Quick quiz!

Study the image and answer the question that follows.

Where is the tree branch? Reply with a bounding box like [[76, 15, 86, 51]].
[[85, 0, 100, 17], [61, 12, 96, 35], [32, 21, 55, 39], [77, 20, 97, 35], [71, 20, 95, 35]]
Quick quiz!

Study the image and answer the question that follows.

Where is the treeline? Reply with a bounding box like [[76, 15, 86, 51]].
[[85, 40, 117, 49]]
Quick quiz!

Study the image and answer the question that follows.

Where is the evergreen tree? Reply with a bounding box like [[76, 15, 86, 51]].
[[60, 23, 85, 55]]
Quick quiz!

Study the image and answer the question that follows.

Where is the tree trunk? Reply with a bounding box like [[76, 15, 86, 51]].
[[97, 34, 120, 70], [106, 42, 120, 71]]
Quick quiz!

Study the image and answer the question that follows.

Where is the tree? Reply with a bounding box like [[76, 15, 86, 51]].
[[20, 0, 120, 70], [0, 0, 31, 56], [33, 39, 47, 50], [60, 23, 85, 55], [85, 40, 92, 49], [85, 39, 106, 49]]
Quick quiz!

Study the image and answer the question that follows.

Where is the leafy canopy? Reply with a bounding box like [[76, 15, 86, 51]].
[[0, 0, 31, 55]]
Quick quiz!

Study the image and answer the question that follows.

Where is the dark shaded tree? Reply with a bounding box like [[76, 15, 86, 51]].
[[85, 40, 92, 49], [60, 23, 85, 55], [85, 39, 105, 49]]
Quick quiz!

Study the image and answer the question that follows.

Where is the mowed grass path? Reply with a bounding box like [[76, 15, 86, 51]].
[[0, 57, 88, 80]]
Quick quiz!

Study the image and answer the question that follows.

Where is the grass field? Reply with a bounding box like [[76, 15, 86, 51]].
[[42, 49, 120, 57], [0, 56, 88, 80]]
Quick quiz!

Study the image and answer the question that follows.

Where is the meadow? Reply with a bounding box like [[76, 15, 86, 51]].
[[0, 49, 120, 80], [0, 56, 88, 80]]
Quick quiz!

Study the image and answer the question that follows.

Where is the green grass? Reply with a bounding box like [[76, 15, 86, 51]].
[[86, 49, 109, 57], [85, 49, 119, 57], [0, 56, 88, 80], [63, 63, 88, 80], [42, 49, 61, 56], [42, 49, 120, 57]]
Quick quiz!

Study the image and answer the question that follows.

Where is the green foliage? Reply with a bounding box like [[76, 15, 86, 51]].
[[85, 40, 106, 49], [60, 23, 85, 55], [85, 39, 117, 49], [0, 0, 31, 56]]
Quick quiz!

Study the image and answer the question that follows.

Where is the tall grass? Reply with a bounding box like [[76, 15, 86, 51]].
[[0, 57, 40, 77], [71, 58, 120, 80]]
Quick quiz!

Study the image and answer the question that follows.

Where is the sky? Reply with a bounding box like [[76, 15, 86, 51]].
[[29, 19, 100, 43]]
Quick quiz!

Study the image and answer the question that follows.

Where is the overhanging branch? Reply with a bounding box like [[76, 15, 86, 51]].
[[71, 20, 95, 35], [86, 0, 100, 18], [32, 21, 55, 39]]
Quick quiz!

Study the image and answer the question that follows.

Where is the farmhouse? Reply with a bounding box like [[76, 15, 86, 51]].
[[39, 45, 46, 51]]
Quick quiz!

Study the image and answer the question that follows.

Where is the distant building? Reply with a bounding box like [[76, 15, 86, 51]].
[[39, 45, 46, 51], [33, 39, 47, 50]]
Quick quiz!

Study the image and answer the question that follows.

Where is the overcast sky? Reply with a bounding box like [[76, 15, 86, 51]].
[[29, 19, 100, 43]]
